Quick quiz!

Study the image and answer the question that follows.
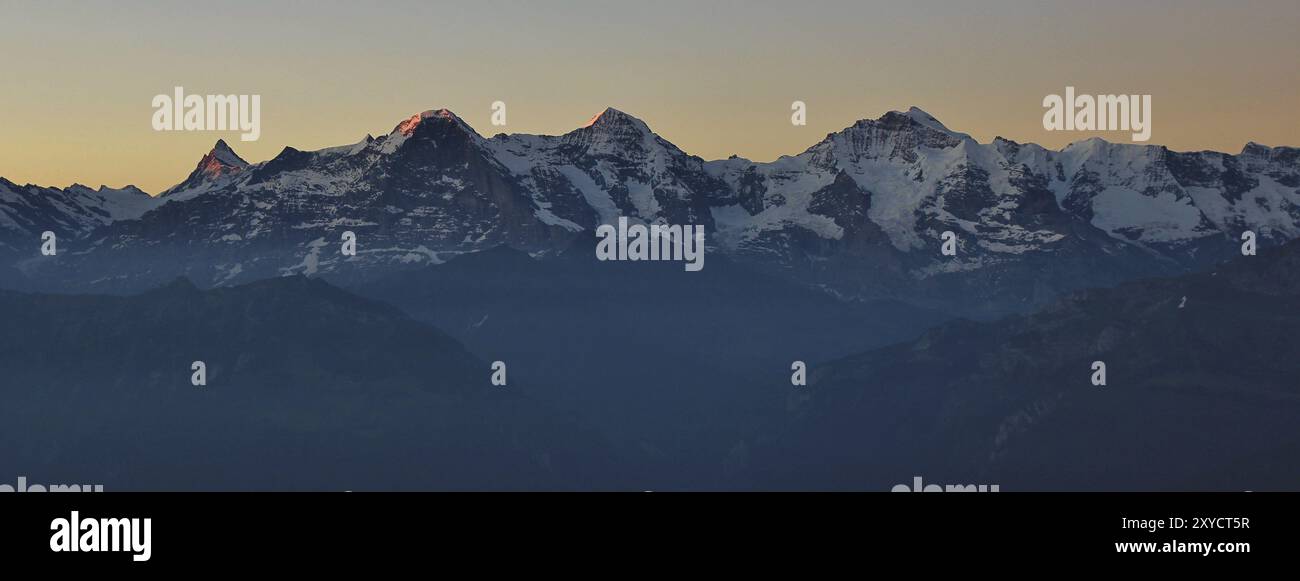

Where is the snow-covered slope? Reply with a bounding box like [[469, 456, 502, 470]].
[[707, 107, 1297, 263], [0, 178, 157, 254], [159, 139, 249, 199], [482, 107, 727, 230], [699, 108, 1298, 313]]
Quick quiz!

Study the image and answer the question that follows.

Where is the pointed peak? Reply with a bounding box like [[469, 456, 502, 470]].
[[272, 146, 303, 159], [566, 108, 664, 155], [869, 107, 958, 134], [844, 107, 969, 141], [205, 139, 248, 168], [1241, 141, 1271, 154], [582, 107, 648, 130], [160, 139, 249, 196], [390, 108, 478, 138], [902, 107, 952, 132], [584, 107, 623, 126]]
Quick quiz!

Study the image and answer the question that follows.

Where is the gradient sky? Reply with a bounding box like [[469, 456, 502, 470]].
[[2, 0, 1296, 194]]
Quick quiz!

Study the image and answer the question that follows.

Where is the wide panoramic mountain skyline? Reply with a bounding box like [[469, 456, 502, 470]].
[[6, 104, 1299, 198], [3, 105, 1296, 319], [2, 1, 1298, 194]]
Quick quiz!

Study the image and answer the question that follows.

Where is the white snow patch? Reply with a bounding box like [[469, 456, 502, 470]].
[[283, 237, 328, 276], [558, 165, 620, 225]]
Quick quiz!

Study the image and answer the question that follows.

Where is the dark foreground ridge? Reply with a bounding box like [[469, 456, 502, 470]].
[[749, 239, 1300, 490], [0, 275, 626, 490]]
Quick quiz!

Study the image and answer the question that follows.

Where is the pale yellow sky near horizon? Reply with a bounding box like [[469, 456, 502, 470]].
[[1, 0, 1296, 194]]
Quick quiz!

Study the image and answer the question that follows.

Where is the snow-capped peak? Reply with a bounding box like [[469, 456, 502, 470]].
[[158, 139, 249, 197], [372, 108, 485, 156], [582, 107, 651, 133], [392, 108, 476, 136], [195, 140, 248, 179], [208, 139, 249, 168], [874, 107, 973, 141], [902, 107, 953, 133], [377, 109, 484, 157], [827, 107, 953, 141], [548, 107, 674, 165]]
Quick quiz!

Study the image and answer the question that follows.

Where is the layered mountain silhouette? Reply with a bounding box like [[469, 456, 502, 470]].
[[3, 107, 1296, 317], [745, 239, 1300, 490], [356, 238, 948, 488], [0, 276, 625, 490]]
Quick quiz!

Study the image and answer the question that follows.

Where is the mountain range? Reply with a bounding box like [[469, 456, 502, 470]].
[[3, 107, 1297, 316]]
